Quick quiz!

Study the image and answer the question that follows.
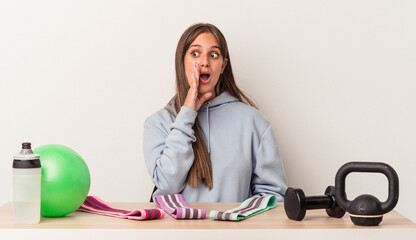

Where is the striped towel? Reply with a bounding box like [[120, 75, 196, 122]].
[[209, 195, 277, 221], [78, 196, 165, 220], [154, 194, 206, 219]]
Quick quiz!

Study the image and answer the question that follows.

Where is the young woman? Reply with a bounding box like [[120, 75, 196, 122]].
[[143, 23, 287, 202]]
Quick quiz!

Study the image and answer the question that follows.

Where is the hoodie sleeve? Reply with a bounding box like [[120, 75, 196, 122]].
[[143, 106, 197, 194], [251, 125, 288, 201]]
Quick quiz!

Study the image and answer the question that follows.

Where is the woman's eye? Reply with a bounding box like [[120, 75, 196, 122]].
[[191, 51, 199, 57], [210, 52, 219, 58]]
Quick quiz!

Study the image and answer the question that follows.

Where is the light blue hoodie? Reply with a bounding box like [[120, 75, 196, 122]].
[[143, 91, 287, 202]]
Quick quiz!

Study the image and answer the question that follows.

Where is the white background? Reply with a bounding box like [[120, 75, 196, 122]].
[[1, 0, 415, 223]]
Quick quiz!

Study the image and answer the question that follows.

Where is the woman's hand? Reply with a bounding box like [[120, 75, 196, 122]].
[[183, 62, 212, 111]]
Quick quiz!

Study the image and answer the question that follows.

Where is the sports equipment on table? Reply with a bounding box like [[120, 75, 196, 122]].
[[284, 186, 345, 221], [154, 194, 206, 219], [34, 144, 90, 217], [210, 195, 277, 221], [78, 196, 164, 220], [13, 142, 42, 224], [335, 162, 399, 226]]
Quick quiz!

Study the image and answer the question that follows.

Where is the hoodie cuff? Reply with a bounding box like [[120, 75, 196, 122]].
[[170, 106, 197, 141]]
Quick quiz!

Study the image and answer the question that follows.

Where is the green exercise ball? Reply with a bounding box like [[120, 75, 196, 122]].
[[34, 144, 90, 217]]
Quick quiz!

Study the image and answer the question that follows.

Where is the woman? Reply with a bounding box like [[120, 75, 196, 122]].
[[143, 23, 287, 202]]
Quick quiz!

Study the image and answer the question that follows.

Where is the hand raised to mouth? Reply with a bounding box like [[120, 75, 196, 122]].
[[183, 62, 212, 111]]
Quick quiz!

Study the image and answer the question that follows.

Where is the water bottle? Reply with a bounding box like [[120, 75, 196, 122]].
[[13, 142, 41, 224]]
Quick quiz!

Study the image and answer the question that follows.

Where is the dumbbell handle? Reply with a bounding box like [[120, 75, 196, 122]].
[[306, 195, 333, 210]]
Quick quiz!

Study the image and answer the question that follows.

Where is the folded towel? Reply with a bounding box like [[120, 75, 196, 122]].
[[78, 196, 164, 220], [209, 195, 277, 221], [154, 194, 206, 219]]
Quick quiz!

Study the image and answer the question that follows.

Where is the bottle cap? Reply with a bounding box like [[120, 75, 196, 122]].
[[13, 142, 41, 168]]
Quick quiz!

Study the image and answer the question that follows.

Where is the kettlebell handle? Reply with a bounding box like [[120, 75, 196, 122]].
[[335, 162, 399, 214]]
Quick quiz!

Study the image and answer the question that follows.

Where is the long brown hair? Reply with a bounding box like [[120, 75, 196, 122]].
[[168, 23, 256, 190]]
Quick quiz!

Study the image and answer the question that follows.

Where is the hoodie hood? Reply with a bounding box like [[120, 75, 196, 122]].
[[198, 91, 240, 112], [165, 91, 239, 114]]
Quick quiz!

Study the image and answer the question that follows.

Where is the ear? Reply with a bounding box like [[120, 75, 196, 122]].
[[221, 58, 228, 73]]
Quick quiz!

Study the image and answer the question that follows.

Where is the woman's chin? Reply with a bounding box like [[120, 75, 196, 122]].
[[198, 90, 215, 99]]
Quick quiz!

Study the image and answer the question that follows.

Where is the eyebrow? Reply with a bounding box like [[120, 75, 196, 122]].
[[189, 44, 221, 50]]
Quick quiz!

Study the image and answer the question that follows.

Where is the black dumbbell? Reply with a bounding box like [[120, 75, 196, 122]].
[[284, 186, 345, 221]]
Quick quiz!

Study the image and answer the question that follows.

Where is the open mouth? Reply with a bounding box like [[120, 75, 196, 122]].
[[199, 73, 211, 84]]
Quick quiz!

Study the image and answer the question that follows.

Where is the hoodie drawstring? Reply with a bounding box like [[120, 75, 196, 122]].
[[206, 102, 211, 154]]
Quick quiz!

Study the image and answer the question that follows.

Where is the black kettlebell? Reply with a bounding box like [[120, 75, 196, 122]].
[[335, 162, 399, 226]]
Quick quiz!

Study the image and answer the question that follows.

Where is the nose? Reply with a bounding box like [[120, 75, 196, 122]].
[[199, 53, 209, 67]]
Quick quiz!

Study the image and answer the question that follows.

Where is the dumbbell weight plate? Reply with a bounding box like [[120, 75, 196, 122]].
[[324, 186, 346, 218], [284, 187, 307, 221]]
